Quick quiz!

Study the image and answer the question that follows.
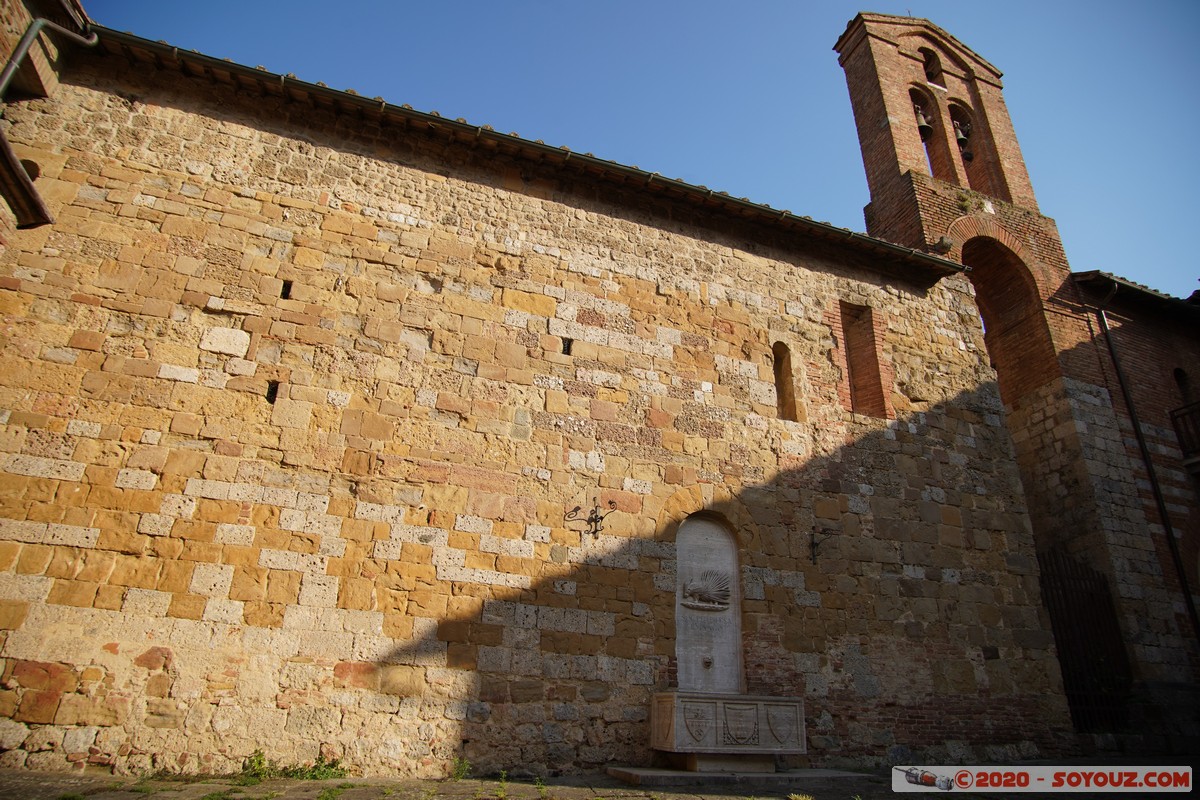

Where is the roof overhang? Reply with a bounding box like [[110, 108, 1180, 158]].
[[1073, 270, 1200, 315]]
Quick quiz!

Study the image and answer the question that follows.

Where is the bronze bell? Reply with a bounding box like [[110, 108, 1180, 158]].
[[914, 105, 933, 141], [954, 120, 970, 147]]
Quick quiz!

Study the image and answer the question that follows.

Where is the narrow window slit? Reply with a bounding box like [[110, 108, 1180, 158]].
[[772, 341, 798, 421], [280, 280, 293, 299], [562, 337, 573, 356], [265, 380, 280, 404]]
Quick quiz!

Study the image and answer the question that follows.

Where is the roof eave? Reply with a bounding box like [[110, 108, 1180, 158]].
[[1073, 270, 1199, 314]]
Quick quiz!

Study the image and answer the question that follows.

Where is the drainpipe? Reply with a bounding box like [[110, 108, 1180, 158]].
[[0, 13, 97, 227], [1091, 278, 1200, 645], [0, 16, 97, 98]]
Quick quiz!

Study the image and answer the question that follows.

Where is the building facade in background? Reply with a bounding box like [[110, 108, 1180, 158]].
[[0, 0, 1193, 776]]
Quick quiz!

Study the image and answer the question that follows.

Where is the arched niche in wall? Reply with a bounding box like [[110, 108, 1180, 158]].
[[772, 340, 799, 421]]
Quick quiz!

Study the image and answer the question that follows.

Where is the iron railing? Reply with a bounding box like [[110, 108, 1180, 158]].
[[1038, 549, 1132, 732]]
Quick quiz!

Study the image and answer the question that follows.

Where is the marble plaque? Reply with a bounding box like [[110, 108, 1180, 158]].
[[675, 516, 742, 693]]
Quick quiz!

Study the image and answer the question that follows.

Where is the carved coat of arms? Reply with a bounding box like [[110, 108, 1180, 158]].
[[683, 702, 713, 742], [767, 703, 797, 744], [723, 702, 759, 745]]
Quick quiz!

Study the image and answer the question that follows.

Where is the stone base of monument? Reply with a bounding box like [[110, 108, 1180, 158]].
[[665, 753, 777, 773], [648, 691, 806, 773], [606, 765, 867, 786]]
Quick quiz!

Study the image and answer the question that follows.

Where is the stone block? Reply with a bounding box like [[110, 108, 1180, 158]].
[[189, 563, 234, 597], [68, 330, 105, 351], [47, 579, 98, 608], [144, 698, 185, 728], [298, 573, 339, 607], [157, 363, 200, 383], [167, 593, 206, 620], [115, 469, 158, 490], [199, 327, 251, 357], [14, 690, 61, 724], [0, 601, 28, 630], [1, 455, 86, 481], [271, 398, 313, 429], [333, 661, 379, 690]]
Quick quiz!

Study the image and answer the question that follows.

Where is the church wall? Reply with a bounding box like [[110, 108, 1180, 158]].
[[0, 51, 1072, 775]]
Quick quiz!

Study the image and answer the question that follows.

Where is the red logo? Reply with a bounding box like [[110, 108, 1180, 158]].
[[954, 770, 974, 788]]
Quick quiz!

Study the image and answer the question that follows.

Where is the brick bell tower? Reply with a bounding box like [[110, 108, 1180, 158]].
[[836, 14, 1200, 744]]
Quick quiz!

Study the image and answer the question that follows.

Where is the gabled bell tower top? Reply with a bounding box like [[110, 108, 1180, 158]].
[[834, 13, 1040, 248]]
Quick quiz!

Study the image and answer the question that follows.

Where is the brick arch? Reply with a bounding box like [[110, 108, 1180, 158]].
[[654, 484, 759, 548], [955, 231, 1061, 406], [944, 214, 1031, 264]]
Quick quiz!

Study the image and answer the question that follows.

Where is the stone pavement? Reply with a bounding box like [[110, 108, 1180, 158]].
[[0, 761, 1195, 800], [0, 766, 883, 800]]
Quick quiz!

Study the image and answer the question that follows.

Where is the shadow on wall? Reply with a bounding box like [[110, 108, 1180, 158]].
[[0, 52, 1141, 777], [365, 382, 1072, 776]]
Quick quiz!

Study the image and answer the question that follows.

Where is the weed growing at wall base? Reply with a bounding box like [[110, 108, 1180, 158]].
[[237, 749, 348, 785], [450, 756, 472, 781]]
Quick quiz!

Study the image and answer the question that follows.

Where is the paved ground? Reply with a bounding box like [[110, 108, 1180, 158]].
[[0, 767, 889, 800], [0, 759, 1193, 800]]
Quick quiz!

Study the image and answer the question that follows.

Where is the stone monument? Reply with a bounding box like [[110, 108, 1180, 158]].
[[650, 515, 806, 772]]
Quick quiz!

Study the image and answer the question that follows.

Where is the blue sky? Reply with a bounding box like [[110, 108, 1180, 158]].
[[82, 1, 1199, 300]]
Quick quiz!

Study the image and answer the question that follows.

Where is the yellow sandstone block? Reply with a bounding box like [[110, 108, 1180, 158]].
[[0, 542, 19, 571], [110, 555, 160, 589], [94, 584, 125, 610], [266, 570, 300, 604], [406, 590, 448, 618], [243, 601, 284, 628], [379, 664, 425, 696], [500, 288, 556, 318], [382, 613, 413, 640], [0, 601, 28, 629], [47, 579, 99, 608], [338, 577, 375, 611], [167, 593, 205, 620], [157, 561, 194, 593], [292, 246, 325, 268], [15, 545, 52, 576], [229, 566, 267, 601]]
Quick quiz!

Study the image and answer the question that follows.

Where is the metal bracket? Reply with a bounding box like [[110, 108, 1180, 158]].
[[811, 528, 837, 564], [566, 498, 617, 538]]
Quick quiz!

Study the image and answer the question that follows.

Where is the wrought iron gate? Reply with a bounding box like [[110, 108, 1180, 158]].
[[1037, 549, 1132, 732]]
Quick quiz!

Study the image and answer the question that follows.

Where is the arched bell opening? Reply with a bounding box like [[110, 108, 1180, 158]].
[[919, 47, 945, 87], [910, 86, 953, 182], [948, 103, 1003, 199]]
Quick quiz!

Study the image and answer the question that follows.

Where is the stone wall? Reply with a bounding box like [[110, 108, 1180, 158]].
[[0, 44, 1071, 775]]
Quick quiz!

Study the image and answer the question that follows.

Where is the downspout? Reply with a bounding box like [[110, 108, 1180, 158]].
[[1091, 279, 1200, 645], [0, 14, 97, 228]]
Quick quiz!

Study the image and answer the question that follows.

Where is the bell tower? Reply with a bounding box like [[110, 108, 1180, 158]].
[[834, 13, 1040, 250], [836, 13, 1200, 744], [834, 13, 1078, 414]]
